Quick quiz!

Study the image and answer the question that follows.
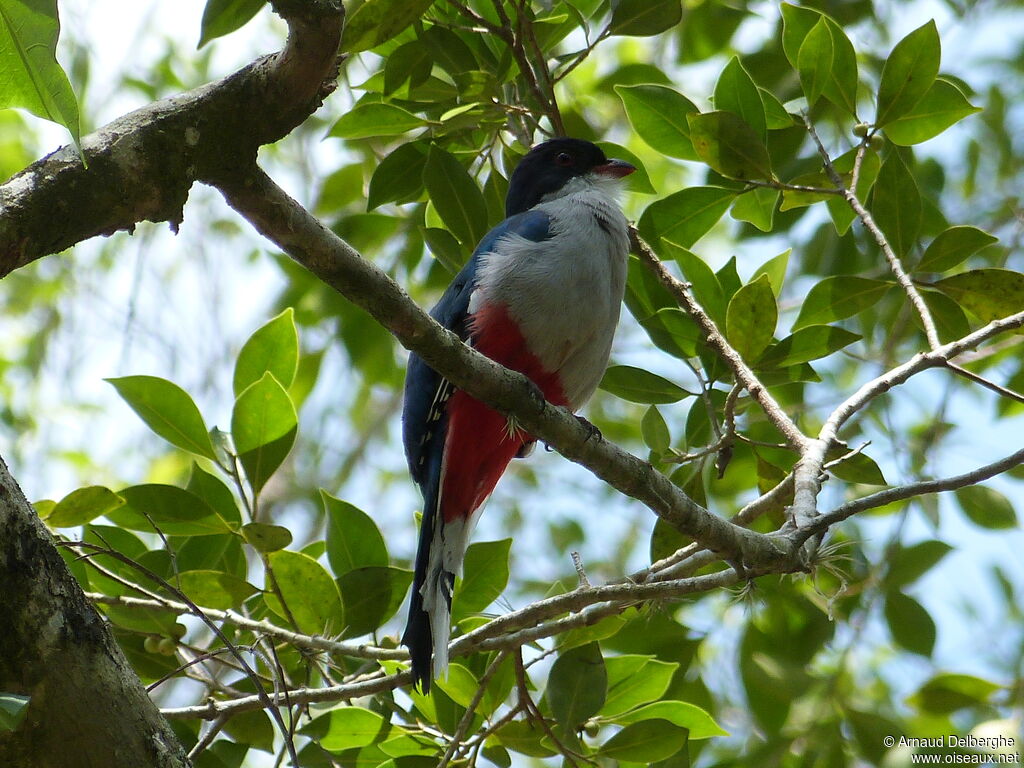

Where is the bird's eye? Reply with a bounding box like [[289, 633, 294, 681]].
[[555, 152, 573, 166]]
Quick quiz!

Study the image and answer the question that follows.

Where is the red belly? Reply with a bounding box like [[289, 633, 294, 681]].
[[440, 303, 568, 522]]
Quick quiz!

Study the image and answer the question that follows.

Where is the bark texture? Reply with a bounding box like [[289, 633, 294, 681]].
[[0, 457, 189, 768], [0, 0, 344, 279]]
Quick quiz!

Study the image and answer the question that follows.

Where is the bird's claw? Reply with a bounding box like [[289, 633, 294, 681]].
[[574, 415, 602, 443]]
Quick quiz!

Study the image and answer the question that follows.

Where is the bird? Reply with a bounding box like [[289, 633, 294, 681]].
[[401, 137, 635, 691]]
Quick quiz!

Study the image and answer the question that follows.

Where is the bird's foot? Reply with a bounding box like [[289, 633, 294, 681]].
[[574, 415, 602, 443]]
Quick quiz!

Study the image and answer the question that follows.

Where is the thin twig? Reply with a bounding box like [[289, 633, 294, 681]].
[[632, 229, 809, 452], [84, 592, 407, 660], [800, 446, 1024, 540], [514, 650, 582, 767], [65, 542, 300, 766], [187, 715, 230, 760], [438, 651, 510, 768], [802, 112, 941, 349], [945, 361, 1024, 405]]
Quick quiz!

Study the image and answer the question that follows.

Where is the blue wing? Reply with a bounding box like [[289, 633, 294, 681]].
[[402, 209, 551, 486], [400, 208, 551, 690]]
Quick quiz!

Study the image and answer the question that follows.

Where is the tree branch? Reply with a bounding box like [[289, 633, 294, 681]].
[[213, 165, 793, 571], [799, 446, 1024, 541], [0, 455, 189, 767], [630, 229, 810, 452], [0, 0, 344, 278]]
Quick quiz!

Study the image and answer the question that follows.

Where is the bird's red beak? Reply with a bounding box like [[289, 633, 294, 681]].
[[593, 159, 636, 178]]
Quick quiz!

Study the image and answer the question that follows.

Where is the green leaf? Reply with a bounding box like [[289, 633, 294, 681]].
[[887, 540, 953, 588], [610, 700, 728, 739], [47, 486, 125, 528], [340, 0, 436, 52], [955, 485, 1018, 529], [875, 20, 941, 127], [419, 25, 476, 76], [641, 406, 671, 454], [329, 103, 425, 140], [338, 566, 413, 637], [921, 289, 971, 342], [793, 277, 891, 330], [423, 144, 488, 247], [302, 707, 385, 751], [870, 149, 921, 258], [601, 656, 679, 717], [454, 538, 511, 616], [599, 365, 691, 404], [916, 226, 998, 273], [726, 274, 777, 361], [826, 147, 882, 235], [323, 491, 389, 576], [0, 0, 80, 144], [821, 18, 859, 115], [714, 57, 766, 139], [241, 522, 292, 553], [731, 187, 778, 232], [495, 720, 556, 758], [231, 373, 295, 453], [198, 0, 266, 47], [650, 516, 690, 564], [187, 463, 241, 525], [615, 84, 700, 160], [761, 87, 794, 129], [547, 642, 607, 729], [884, 591, 935, 657], [638, 308, 701, 360], [609, 0, 681, 36], [106, 376, 217, 460], [265, 550, 344, 635], [233, 308, 299, 397], [780, 3, 821, 68], [638, 187, 736, 249], [106, 484, 231, 536], [601, 719, 688, 762], [828, 451, 886, 485], [752, 249, 790, 297], [885, 78, 981, 145], [178, 570, 258, 610], [433, 664, 480, 712], [368, 142, 428, 209], [422, 226, 466, 273], [0, 693, 30, 732], [232, 373, 297, 493], [797, 18, 833, 106], [757, 325, 861, 368], [907, 673, 1001, 715], [933, 269, 1024, 323], [664, 243, 726, 324], [688, 111, 772, 181], [383, 40, 432, 95]]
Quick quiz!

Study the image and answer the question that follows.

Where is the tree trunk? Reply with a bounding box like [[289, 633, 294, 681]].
[[0, 455, 189, 768]]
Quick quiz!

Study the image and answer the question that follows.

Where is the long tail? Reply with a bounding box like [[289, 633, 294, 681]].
[[403, 490, 471, 692]]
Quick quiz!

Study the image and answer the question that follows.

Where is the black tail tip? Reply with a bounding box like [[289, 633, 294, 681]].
[[402, 614, 433, 694]]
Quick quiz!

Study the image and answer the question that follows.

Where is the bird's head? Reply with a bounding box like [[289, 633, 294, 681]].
[[505, 138, 635, 216]]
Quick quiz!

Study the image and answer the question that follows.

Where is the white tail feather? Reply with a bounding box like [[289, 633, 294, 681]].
[[420, 514, 473, 681]]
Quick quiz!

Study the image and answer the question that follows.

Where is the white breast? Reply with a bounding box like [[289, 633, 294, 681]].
[[469, 179, 629, 409]]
